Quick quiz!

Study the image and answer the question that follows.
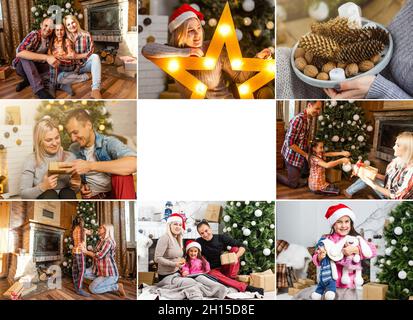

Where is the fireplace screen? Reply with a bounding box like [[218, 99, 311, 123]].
[[34, 230, 60, 257], [378, 120, 413, 156], [89, 4, 121, 35]]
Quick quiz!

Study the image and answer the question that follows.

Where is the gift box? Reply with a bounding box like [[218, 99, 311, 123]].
[[205, 204, 222, 222], [0, 66, 12, 80], [236, 275, 250, 284], [298, 278, 315, 286], [220, 252, 237, 265], [326, 168, 342, 183], [250, 269, 275, 292], [48, 162, 70, 174], [293, 282, 307, 289], [363, 283, 388, 300], [138, 272, 155, 286], [355, 162, 378, 180], [288, 287, 302, 296]]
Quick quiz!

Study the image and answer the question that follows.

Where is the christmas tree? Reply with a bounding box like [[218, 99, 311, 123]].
[[315, 100, 373, 166], [36, 100, 113, 149], [376, 202, 413, 300], [62, 202, 99, 275], [31, 0, 83, 30], [178, 0, 275, 57], [222, 201, 275, 274]]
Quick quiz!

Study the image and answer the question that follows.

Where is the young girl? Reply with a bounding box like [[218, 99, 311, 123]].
[[312, 204, 377, 300], [308, 140, 351, 195], [72, 216, 92, 296], [181, 240, 210, 277]]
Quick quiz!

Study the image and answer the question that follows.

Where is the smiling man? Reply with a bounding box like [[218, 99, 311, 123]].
[[12, 17, 58, 99], [64, 109, 136, 199]]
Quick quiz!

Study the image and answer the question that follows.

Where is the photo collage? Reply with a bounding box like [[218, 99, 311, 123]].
[[0, 0, 411, 310]]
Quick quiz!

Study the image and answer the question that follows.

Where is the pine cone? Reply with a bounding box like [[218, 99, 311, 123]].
[[364, 27, 389, 46], [338, 40, 385, 64], [299, 34, 340, 60]]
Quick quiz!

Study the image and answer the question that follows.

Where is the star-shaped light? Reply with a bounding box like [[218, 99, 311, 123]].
[[147, 2, 275, 99]]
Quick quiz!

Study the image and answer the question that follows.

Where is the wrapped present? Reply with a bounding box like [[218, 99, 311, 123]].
[[48, 162, 70, 174], [355, 161, 378, 181], [236, 275, 250, 284], [298, 278, 316, 286], [0, 66, 12, 80], [138, 272, 155, 286], [326, 168, 342, 183], [250, 269, 275, 292], [220, 252, 237, 265], [288, 287, 302, 296], [293, 282, 307, 289], [205, 204, 222, 222], [363, 283, 388, 300]]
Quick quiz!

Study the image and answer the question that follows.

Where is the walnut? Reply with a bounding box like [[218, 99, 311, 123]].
[[316, 72, 329, 80], [359, 60, 375, 72], [295, 57, 307, 71], [303, 65, 318, 78], [304, 51, 314, 64], [294, 47, 306, 59], [370, 54, 381, 65], [345, 63, 359, 77], [322, 62, 336, 74], [337, 62, 347, 69]]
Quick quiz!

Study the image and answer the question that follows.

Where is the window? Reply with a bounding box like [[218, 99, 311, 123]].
[[125, 201, 136, 248]]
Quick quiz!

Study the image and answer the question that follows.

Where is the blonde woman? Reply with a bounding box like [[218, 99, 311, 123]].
[[141, 4, 273, 99], [154, 214, 186, 281], [63, 15, 102, 99], [83, 224, 126, 297], [345, 132, 413, 199], [20, 118, 80, 199]]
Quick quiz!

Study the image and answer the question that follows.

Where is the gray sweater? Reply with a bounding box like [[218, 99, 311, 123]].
[[154, 233, 183, 276], [277, 1, 413, 99], [20, 151, 76, 199]]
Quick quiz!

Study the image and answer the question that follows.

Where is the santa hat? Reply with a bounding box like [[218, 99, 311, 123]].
[[185, 240, 201, 252], [325, 203, 356, 226], [168, 4, 205, 33], [166, 213, 186, 230]]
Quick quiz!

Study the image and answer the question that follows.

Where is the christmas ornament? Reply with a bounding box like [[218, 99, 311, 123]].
[[236, 202, 241, 207], [58, 125, 64, 131], [391, 239, 397, 245], [353, 114, 360, 121], [342, 163, 352, 172], [243, 228, 251, 236], [232, 223, 238, 228], [223, 215, 231, 222], [266, 21, 274, 30], [65, 3, 71, 9], [227, 246, 232, 250], [402, 246, 408, 252], [241, 261, 246, 266], [263, 248, 271, 256], [308, 1, 329, 21], [398, 270, 407, 280], [243, 240, 248, 245], [251, 221, 256, 226], [385, 247, 393, 255], [270, 224, 275, 229], [236, 29, 243, 41], [408, 260, 413, 266], [388, 216, 395, 223], [242, 0, 255, 12], [208, 18, 217, 27], [367, 125, 373, 132], [331, 135, 339, 142], [357, 135, 364, 142], [255, 202, 260, 207], [243, 17, 252, 26], [99, 124, 105, 131], [254, 209, 262, 217], [394, 226, 403, 235]]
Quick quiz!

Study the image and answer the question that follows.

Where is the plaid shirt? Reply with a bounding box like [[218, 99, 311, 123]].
[[72, 226, 85, 255], [385, 159, 413, 199], [73, 32, 95, 64], [92, 238, 119, 277], [12, 30, 50, 68], [281, 110, 310, 167], [308, 155, 330, 191]]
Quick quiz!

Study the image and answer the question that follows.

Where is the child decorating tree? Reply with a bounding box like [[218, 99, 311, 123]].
[[181, 240, 210, 277], [71, 216, 92, 297], [308, 140, 351, 195], [311, 204, 377, 300]]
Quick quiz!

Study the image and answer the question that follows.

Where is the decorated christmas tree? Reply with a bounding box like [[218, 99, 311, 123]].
[[31, 0, 83, 30], [222, 201, 275, 274], [36, 100, 113, 149], [62, 202, 99, 275], [376, 202, 413, 300], [316, 100, 373, 166], [178, 0, 275, 57]]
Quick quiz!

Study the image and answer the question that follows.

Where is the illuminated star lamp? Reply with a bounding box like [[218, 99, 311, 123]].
[[147, 2, 275, 99]]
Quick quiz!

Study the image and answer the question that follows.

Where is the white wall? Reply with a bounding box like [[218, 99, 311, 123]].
[[149, 0, 179, 15]]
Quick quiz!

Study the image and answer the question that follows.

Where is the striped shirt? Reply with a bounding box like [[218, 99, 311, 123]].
[[385, 159, 413, 199], [73, 32, 95, 64], [92, 238, 119, 277], [72, 226, 85, 255], [12, 30, 50, 67]]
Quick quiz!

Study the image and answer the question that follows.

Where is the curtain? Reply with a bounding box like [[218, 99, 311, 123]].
[[95, 201, 129, 278], [0, 0, 33, 63]]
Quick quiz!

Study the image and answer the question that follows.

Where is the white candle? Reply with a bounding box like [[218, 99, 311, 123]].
[[338, 2, 362, 29], [329, 68, 346, 81]]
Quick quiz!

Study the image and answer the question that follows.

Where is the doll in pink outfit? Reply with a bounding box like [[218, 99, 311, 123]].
[[311, 203, 377, 300], [181, 240, 210, 276]]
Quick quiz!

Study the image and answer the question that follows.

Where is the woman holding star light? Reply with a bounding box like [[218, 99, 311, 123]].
[[142, 4, 274, 99]]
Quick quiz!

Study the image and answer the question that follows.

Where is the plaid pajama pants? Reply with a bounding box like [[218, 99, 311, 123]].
[[72, 253, 85, 291]]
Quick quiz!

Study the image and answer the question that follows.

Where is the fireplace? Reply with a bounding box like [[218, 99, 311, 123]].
[[88, 4, 123, 39], [373, 110, 413, 162]]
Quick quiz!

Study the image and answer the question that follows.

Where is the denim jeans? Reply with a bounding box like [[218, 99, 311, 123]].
[[84, 267, 119, 294], [345, 178, 386, 199], [79, 53, 101, 90]]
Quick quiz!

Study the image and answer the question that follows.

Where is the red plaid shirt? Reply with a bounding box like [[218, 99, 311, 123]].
[[92, 238, 119, 277], [308, 155, 329, 191], [281, 110, 310, 167], [12, 30, 50, 67], [73, 32, 95, 64]]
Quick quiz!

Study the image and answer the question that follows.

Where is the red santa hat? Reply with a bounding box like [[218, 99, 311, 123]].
[[167, 213, 186, 230], [168, 4, 205, 33], [185, 240, 201, 252], [325, 203, 356, 226]]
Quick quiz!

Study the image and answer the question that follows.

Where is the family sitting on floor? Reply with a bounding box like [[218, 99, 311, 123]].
[[151, 214, 264, 300], [20, 109, 136, 199], [277, 101, 413, 199], [12, 16, 101, 99]]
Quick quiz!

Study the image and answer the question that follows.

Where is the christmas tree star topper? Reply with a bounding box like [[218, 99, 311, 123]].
[[147, 2, 275, 99]]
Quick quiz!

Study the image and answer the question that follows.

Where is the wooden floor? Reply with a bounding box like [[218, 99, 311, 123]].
[[0, 68, 137, 99], [276, 170, 377, 199], [0, 276, 137, 300]]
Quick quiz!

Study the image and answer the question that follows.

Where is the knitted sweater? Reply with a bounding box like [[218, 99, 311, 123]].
[[154, 233, 183, 276], [276, 1, 413, 99]]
